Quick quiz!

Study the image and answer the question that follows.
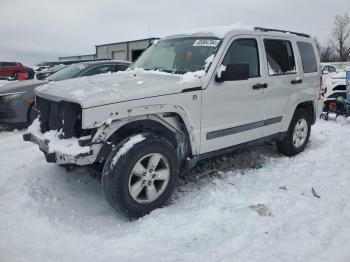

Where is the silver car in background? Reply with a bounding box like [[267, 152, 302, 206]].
[[0, 60, 131, 127]]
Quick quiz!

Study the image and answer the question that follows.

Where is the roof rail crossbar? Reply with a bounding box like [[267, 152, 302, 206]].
[[254, 27, 310, 38]]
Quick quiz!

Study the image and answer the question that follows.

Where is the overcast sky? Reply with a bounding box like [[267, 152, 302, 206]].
[[0, 0, 348, 65]]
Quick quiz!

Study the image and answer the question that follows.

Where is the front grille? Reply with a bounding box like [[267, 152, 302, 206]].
[[36, 96, 83, 138]]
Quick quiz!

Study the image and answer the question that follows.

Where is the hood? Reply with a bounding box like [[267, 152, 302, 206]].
[[330, 72, 346, 80], [0, 79, 47, 94], [36, 69, 204, 108]]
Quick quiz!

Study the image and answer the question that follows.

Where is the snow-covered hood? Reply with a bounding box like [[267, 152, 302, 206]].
[[36, 69, 203, 108], [0, 79, 47, 94], [324, 71, 346, 87]]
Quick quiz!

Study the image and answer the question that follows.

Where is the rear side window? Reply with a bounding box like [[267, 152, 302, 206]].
[[264, 39, 296, 75], [297, 42, 317, 73], [222, 38, 260, 78]]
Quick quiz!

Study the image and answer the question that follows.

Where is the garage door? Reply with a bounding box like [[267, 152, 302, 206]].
[[112, 51, 126, 61]]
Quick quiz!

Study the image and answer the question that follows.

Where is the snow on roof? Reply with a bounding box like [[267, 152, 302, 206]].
[[166, 22, 254, 38]]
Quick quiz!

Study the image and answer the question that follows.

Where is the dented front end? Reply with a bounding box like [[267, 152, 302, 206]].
[[23, 96, 102, 165]]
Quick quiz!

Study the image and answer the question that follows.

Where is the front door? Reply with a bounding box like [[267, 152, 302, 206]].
[[200, 36, 267, 154]]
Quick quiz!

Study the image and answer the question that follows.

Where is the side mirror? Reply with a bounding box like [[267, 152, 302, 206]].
[[215, 63, 249, 82], [322, 70, 330, 75]]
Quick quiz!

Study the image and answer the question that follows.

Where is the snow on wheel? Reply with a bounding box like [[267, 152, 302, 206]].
[[102, 133, 178, 218], [276, 109, 311, 156]]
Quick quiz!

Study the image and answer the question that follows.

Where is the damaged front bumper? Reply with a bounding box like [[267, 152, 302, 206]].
[[23, 130, 99, 165]]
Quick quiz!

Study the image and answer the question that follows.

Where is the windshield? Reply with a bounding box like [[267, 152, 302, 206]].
[[130, 37, 221, 74], [47, 63, 87, 81], [50, 64, 66, 72]]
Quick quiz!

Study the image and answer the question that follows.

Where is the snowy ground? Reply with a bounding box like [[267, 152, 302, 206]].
[[0, 80, 9, 87], [0, 80, 18, 87], [1, 118, 350, 262]]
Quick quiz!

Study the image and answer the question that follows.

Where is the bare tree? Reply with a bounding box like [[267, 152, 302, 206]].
[[320, 44, 336, 62], [313, 37, 322, 53], [313, 37, 336, 62], [331, 13, 350, 61]]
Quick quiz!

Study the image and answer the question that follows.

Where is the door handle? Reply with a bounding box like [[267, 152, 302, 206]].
[[252, 83, 268, 89], [291, 78, 302, 85]]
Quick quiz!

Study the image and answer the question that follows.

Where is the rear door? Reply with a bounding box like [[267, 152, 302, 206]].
[[261, 37, 301, 136], [296, 40, 321, 115]]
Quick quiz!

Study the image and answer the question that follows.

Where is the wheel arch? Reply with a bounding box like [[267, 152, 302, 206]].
[[96, 114, 193, 167], [295, 101, 315, 124], [281, 90, 317, 132]]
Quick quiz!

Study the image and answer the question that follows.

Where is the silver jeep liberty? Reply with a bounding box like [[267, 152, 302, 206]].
[[24, 25, 322, 218]]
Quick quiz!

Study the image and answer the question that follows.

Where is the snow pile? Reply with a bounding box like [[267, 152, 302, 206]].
[[216, 65, 226, 78], [27, 119, 90, 155], [178, 54, 215, 83], [2, 113, 350, 262], [168, 22, 254, 38], [0, 80, 10, 87], [180, 70, 206, 83]]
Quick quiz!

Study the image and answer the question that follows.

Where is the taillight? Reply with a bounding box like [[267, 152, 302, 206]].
[[319, 76, 323, 100]]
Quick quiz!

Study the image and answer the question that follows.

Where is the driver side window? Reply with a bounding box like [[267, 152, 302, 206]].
[[222, 38, 260, 78]]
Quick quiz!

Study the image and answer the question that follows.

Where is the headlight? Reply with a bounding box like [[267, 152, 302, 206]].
[[0, 91, 27, 103]]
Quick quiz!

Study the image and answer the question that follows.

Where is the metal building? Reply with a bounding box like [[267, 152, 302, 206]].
[[95, 37, 159, 62], [59, 54, 96, 62]]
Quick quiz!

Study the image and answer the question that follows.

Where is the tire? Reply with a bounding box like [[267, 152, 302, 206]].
[[320, 113, 328, 121], [102, 133, 179, 218], [13, 72, 19, 80], [276, 109, 311, 156], [27, 104, 39, 125]]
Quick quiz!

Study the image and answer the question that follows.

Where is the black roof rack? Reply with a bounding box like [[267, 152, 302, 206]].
[[254, 27, 310, 38]]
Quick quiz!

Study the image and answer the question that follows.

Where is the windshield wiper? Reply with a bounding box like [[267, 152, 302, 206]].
[[145, 67, 186, 75]]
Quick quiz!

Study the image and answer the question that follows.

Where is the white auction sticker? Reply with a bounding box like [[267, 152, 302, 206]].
[[193, 39, 220, 47]]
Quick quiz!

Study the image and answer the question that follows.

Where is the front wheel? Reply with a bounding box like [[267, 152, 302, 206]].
[[102, 133, 179, 218], [276, 109, 311, 156]]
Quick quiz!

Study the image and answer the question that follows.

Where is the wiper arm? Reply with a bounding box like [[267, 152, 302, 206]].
[[144, 67, 186, 75]]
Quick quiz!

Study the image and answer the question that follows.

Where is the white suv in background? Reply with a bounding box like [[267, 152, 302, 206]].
[[24, 25, 322, 218]]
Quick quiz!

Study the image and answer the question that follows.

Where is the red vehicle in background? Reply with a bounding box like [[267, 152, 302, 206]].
[[0, 62, 27, 80]]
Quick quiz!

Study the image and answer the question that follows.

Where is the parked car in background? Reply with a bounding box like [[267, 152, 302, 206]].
[[24, 26, 321, 218], [321, 63, 337, 74], [36, 64, 67, 80], [0, 60, 131, 127], [25, 67, 35, 80], [33, 65, 51, 72], [0, 62, 27, 80], [323, 71, 347, 101]]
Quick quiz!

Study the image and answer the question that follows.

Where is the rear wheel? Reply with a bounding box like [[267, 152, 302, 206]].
[[102, 133, 179, 218], [276, 109, 311, 156]]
